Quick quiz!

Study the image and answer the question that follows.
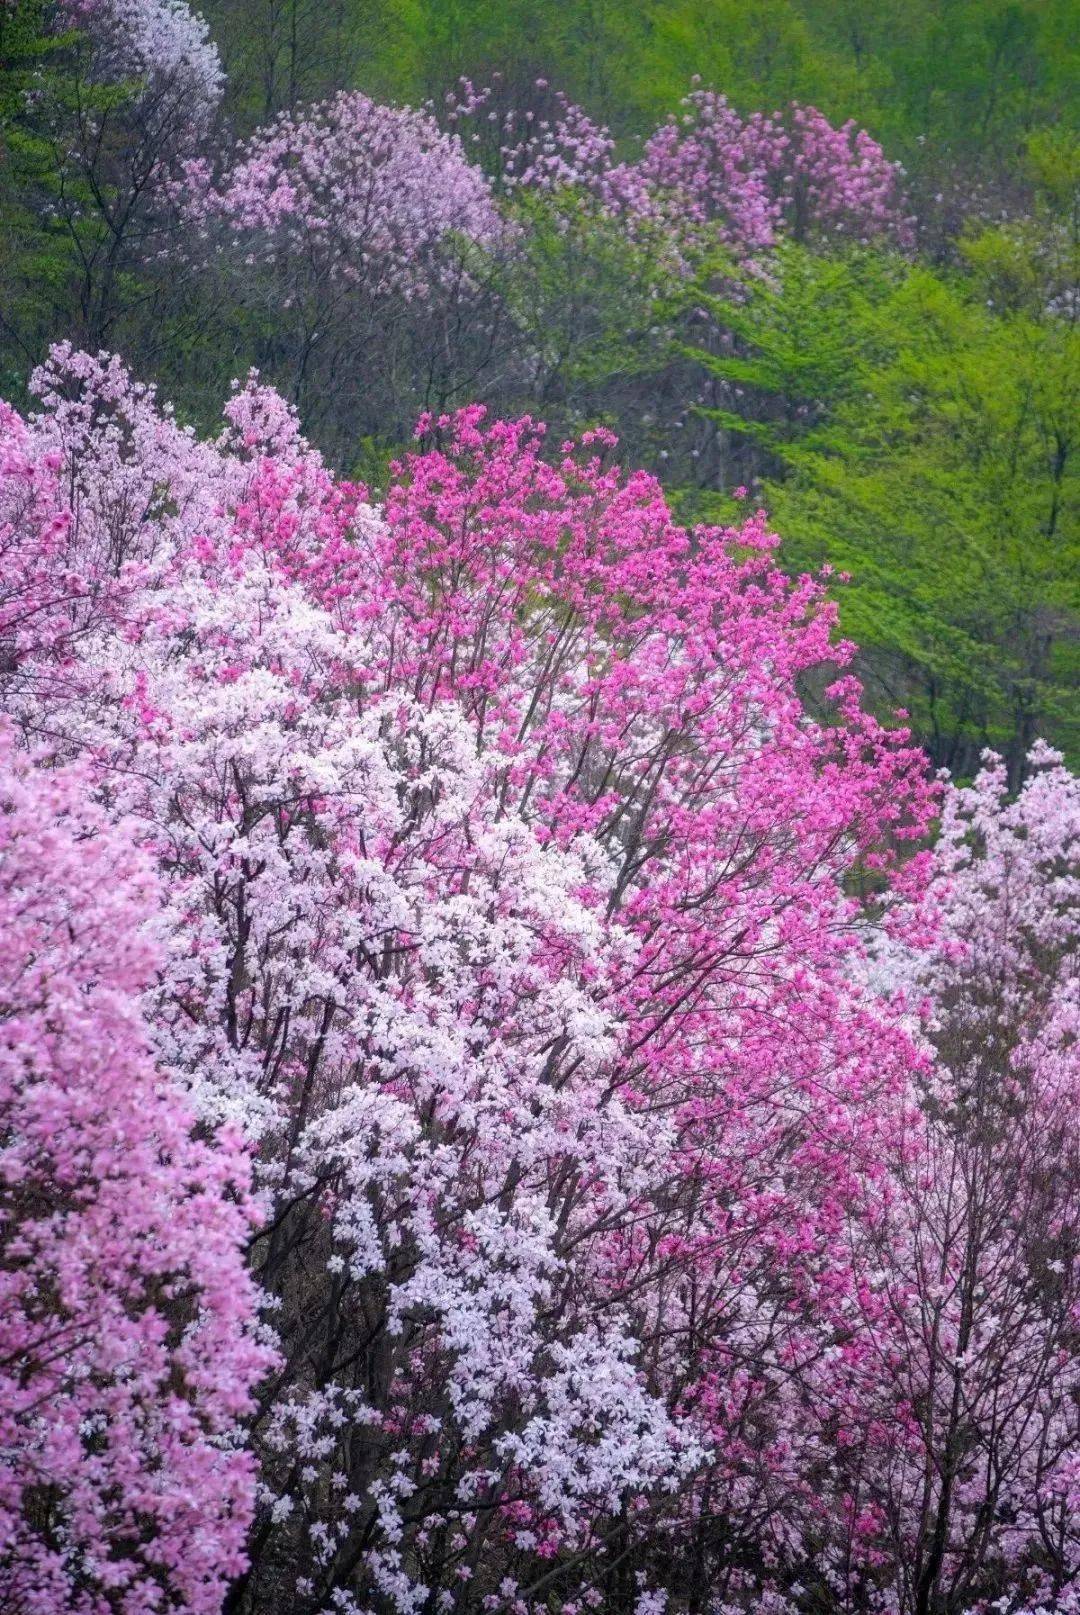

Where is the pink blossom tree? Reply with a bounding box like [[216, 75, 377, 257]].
[[620, 92, 912, 254], [176, 90, 508, 451], [440, 75, 617, 196], [1, 346, 946, 1613], [186, 90, 500, 296], [442, 78, 911, 258], [0, 727, 272, 1615], [819, 744, 1080, 1615]]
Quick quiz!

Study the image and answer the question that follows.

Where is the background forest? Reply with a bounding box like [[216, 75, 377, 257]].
[[2, 0, 1078, 779], [1, 6, 1080, 1615]]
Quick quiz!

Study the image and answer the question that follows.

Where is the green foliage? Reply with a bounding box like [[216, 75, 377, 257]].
[[0, 2, 77, 397], [203, 0, 427, 127], [685, 247, 900, 455], [744, 254, 1080, 777], [959, 128, 1080, 316], [501, 192, 673, 419], [0, 0, 56, 119]]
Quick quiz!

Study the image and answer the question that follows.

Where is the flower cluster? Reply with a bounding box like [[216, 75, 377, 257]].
[[0, 728, 271, 1614], [183, 91, 502, 298], [2, 343, 1075, 1614], [622, 92, 912, 251], [55, 0, 223, 130], [443, 79, 911, 258], [0, 345, 939, 1612]]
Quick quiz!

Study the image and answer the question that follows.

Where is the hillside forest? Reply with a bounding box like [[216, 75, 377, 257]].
[[0, 4, 1079, 1615]]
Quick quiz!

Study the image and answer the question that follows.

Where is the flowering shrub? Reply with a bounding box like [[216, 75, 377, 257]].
[[0, 345, 947, 1613], [444, 79, 911, 258], [184, 91, 502, 298], [55, 0, 223, 132], [0, 729, 271, 1615]]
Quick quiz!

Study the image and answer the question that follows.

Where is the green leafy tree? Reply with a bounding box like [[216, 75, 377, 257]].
[[0, 0, 75, 397], [683, 245, 899, 462], [500, 191, 675, 431], [714, 252, 1080, 778]]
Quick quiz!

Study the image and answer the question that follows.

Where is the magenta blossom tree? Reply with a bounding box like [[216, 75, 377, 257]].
[[620, 91, 913, 253]]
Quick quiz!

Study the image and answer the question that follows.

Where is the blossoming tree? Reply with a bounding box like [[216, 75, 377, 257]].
[[1, 344, 949, 1613], [175, 90, 507, 451], [0, 729, 271, 1615], [834, 747, 1080, 1615], [443, 79, 911, 256]]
